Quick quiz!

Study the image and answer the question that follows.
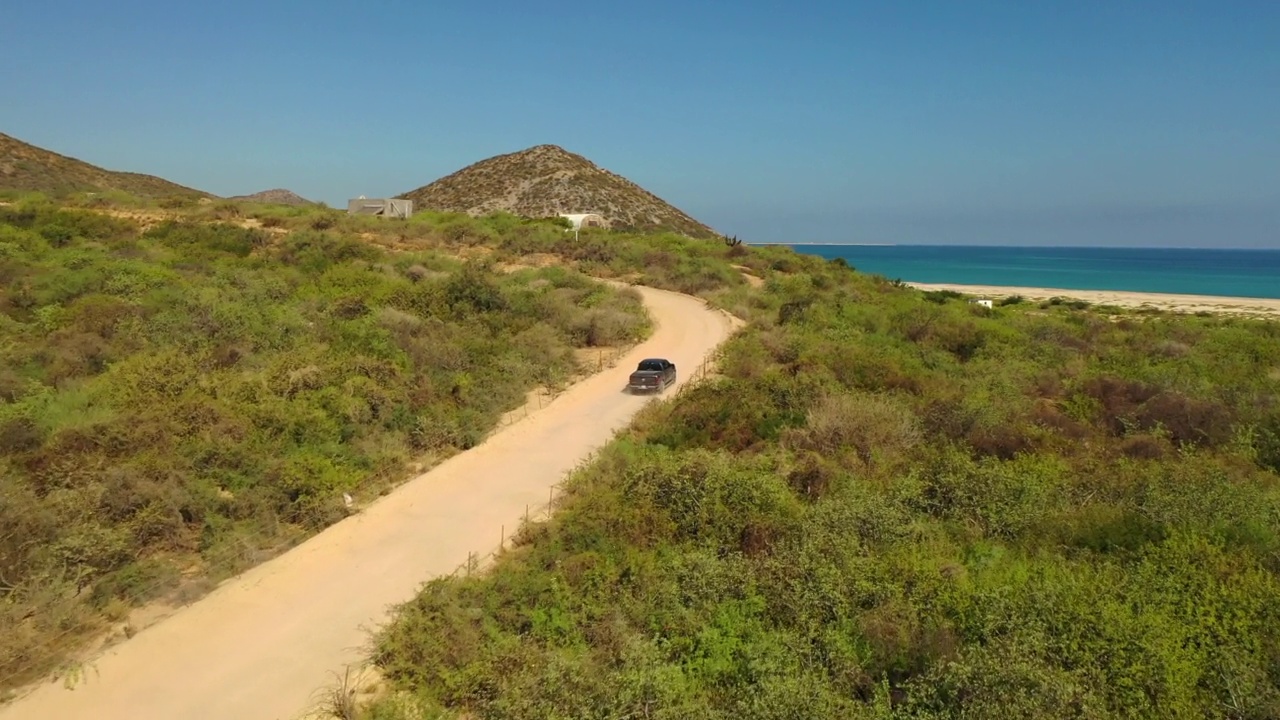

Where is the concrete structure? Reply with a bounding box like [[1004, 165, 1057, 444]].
[[559, 212, 606, 240], [347, 196, 413, 219], [558, 212, 607, 231]]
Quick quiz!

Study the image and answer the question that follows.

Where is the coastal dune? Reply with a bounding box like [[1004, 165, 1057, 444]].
[[907, 282, 1280, 319]]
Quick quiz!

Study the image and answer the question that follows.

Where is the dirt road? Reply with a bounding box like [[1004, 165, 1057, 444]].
[[0, 285, 740, 720]]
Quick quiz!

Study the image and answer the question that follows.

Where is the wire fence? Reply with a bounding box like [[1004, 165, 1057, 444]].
[[0, 346, 722, 697], [678, 354, 717, 394], [489, 345, 633, 431]]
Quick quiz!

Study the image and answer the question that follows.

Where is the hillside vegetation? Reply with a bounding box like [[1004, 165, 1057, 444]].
[[364, 231, 1280, 718], [398, 144, 720, 239], [0, 197, 650, 692], [227, 188, 314, 206], [0, 132, 212, 201], [5, 190, 1279, 718]]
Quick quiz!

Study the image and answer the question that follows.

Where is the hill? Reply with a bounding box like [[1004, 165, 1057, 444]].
[[0, 132, 213, 200], [227, 188, 314, 206], [398, 144, 719, 239]]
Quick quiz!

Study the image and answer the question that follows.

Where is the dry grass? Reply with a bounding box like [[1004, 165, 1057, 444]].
[[299, 665, 386, 720], [783, 391, 924, 469]]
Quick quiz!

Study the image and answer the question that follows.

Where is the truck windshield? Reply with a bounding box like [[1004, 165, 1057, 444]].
[[638, 360, 664, 371]]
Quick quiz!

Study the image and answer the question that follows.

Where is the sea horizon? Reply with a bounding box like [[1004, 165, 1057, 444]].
[[764, 242, 1279, 250], [778, 244, 1280, 300]]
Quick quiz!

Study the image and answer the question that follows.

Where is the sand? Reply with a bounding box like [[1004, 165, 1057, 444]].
[[0, 285, 741, 720], [907, 282, 1280, 319]]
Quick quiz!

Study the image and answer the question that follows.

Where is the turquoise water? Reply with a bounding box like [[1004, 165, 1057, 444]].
[[784, 245, 1280, 300]]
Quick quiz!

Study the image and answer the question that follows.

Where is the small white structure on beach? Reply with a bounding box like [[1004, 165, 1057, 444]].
[[974, 299, 994, 309]]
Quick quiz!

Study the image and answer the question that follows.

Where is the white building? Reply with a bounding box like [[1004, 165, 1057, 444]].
[[559, 213, 606, 230], [347, 196, 413, 219]]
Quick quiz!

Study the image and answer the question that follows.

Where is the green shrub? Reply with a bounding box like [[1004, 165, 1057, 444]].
[[0, 206, 652, 691], [367, 217, 1280, 718], [10, 199, 1280, 716]]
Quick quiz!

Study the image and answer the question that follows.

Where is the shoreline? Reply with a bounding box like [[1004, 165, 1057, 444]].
[[906, 282, 1280, 318]]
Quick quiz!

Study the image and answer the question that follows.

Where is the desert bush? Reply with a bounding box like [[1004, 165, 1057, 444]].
[[10, 200, 1280, 716], [366, 218, 1280, 719], [785, 451, 840, 502], [143, 220, 266, 257], [921, 289, 964, 304], [1134, 391, 1235, 447], [646, 373, 815, 453], [0, 205, 652, 692], [1255, 413, 1280, 474], [783, 391, 922, 469]]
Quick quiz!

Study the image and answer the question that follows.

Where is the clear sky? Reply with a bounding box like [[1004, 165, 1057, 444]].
[[2, 1, 1277, 247]]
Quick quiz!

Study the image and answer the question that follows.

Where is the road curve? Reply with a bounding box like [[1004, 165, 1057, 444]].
[[0, 284, 740, 720]]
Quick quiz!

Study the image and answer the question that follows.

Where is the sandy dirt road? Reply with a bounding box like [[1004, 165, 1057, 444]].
[[0, 285, 740, 720]]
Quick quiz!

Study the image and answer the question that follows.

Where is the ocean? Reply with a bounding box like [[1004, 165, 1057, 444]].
[[783, 245, 1280, 300]]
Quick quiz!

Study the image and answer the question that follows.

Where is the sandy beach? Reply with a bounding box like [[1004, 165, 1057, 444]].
[[906, 283, 1280, 319]]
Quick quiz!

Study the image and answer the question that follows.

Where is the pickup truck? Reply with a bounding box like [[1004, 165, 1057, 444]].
[[627, 358, 677, 393]]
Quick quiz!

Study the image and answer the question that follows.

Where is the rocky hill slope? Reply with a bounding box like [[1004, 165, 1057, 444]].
[[0, 131, 213, 199], [228, 188, 314, 206], [398, 144, 718, 238]]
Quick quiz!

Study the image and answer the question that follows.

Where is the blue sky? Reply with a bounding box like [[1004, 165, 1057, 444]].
[[2, 1, 1277, 247]]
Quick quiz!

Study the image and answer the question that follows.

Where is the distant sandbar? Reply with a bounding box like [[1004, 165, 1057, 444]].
[[906, 282, 1280, 319]]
